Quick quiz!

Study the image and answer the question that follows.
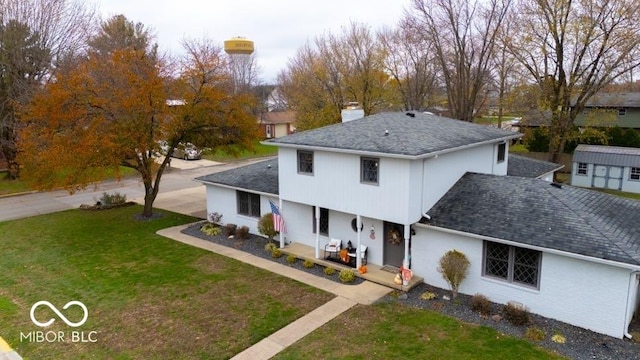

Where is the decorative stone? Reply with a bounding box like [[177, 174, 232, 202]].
[[442, 295, 451, 301], [492, 314, 502, 322], [398, 293, 408, 300]]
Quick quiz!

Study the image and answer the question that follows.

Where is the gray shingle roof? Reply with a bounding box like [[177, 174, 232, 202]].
[[266, 112, 521, 157], [584, 92, 640, 107], [573, 144, 640, 167], [507, 154, 564, 178], [426, 173, 640, 266], [195, 158, 279, 195]]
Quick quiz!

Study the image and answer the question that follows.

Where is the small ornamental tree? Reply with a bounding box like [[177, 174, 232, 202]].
[[437, 249, 470, 298], [258, 213, 278, 243]]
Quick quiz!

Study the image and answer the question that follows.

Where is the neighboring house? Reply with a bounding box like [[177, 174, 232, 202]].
[[259, 111, 296, 139], [571, 144, 640, 193], [196, 112, 640, 339], [574, 92, 640, 129]]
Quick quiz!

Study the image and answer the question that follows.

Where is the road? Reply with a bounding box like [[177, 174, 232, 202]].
[[0, 157, 272, 222]]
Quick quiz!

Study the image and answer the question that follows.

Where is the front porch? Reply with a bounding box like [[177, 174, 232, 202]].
[[281, 242, 423, 291]]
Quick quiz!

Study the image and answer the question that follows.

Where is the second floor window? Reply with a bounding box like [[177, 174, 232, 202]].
[[361, 157, 379, 185], [298, 150, 313, 174]]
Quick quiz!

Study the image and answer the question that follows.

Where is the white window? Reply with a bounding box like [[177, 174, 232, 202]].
[[618, 108, 627, 116], [576, 163, 588, 176], [361, 157, 379, 185], [297, 150, 313, 175], [631, 167, 640, 181], [484, 241, 541, 289], [497, 143, 506, 163]]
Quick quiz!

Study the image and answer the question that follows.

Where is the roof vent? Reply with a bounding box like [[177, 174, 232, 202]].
[[406, 112, 415, 118], [384, 129, 389, 136], [267, 164, 272, 169], [550, 182, 562, 189]]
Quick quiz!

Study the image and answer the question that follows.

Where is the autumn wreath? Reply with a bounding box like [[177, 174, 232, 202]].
[[387, 229, 402, 245]]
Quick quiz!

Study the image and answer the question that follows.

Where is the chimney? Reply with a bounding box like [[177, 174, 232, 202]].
[[341, 102, 365, 122]]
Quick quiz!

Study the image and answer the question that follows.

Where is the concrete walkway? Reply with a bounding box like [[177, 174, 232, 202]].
[[158, 225, 391, 360]]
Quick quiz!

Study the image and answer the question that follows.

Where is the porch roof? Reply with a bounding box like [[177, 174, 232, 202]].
[[195, 158, 279, 195], [425, 173, 640, 266]]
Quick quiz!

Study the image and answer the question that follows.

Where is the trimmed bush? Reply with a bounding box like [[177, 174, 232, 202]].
[[264, 243, 277, 253], [258, 213, 278, 242], [470, 294, 492, 316], [286, 255, 297, 264], [437, 249, 470, 298], [224, 223, 237, 236], [503, 302, 530, 326], [235, 225, 250, 240], [200, 222, 221, 236], [339, 269, 355, 283], [324, 266, 336, 276], [420, 292, 437, 301], [525, 327, 545, 342], [303, 259, 315, 269], [100, 191, 127, 206], [271, 249, 283, 258]]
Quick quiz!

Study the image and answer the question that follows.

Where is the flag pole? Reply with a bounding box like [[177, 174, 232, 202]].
[[278, 198, 284, 249]]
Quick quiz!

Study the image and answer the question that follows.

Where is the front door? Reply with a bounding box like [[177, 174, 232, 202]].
[[383, 221, 405, 267]]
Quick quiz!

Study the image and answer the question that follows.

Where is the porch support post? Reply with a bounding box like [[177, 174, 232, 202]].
[[403, 224, 410, 269], [279, 198, 285, 249], [315, 206, 320, 259], [356, 214, 362, 269]]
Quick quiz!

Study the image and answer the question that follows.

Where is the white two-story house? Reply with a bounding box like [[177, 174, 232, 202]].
[[196, 112, 640, 339]]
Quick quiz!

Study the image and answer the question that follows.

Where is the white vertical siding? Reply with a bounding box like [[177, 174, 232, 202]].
[[422, 143, 500, 211], [411, 227, 632, 339], [204, 185, 276, 235], [279, 148, 413, 224], [570, 162, 592, 187]]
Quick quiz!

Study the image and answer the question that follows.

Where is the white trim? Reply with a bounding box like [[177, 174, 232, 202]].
[[261, 134, 521, 160], [417, 223, 640, 271], [196, 181, 278, 198]]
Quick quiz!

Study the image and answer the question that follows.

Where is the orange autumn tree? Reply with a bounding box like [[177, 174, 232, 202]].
[[18, 39, 258, 218]]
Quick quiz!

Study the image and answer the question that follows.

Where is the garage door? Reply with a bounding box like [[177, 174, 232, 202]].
[[592, 165, 623, 190]]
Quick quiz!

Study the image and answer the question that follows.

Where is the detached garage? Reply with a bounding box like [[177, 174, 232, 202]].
[[571, 144, 640, 193]]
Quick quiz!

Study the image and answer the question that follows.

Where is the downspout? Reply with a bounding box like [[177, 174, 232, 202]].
[[403, 224, 410, 269], [278, 198, 284, 249], [624, 270, 640, 339], [356, 215, 362, 269], [314, 206, 320, 259]]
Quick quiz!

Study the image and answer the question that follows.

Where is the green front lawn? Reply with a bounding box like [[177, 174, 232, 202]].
[[203, 140, 277, 162], [274, 303, 564, 360], [0, 206, 332, 359]]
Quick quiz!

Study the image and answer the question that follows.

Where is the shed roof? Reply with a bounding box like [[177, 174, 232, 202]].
[[425, 173, 640, 267], [195, 158, 279, 195], [266, 112, 521, 158], [573, 144, 640, 167]]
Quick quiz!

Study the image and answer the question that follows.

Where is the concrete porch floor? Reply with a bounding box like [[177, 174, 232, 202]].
[[280, 242, 423, 291]]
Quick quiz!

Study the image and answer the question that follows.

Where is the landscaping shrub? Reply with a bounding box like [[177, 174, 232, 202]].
[[271, 249, 283, 258], [258, 213, 278, 242], [264, 243, 277, 253], [235, 225, 250, 240], [224, 223, 237, 236], [437, 249, 470, 298], [324, 266, 336, 276], [286, 255, 297, 264], [303, 259, 315, 269], [420, 292, 437, 301], [339, 269, 355, 283], [200, 222, 221, 236], [551, 333, 566, 344], [207, 212, 223, 224], [503, 302, 530, 326], [525, 327, 545, 342], [100, 191, 127, 206], [470, 294, 492, 316]]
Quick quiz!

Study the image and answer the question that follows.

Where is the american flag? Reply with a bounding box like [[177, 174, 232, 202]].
[[269, 200, 287, 233]]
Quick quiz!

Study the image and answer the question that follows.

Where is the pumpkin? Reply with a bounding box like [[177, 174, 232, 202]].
[[358, 265, 367, 274]]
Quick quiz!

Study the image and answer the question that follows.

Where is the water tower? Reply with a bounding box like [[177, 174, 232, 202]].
[[224, 37, 255, 92]]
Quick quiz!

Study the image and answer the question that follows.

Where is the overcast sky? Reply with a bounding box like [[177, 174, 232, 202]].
[[98, 0, 412, 84]]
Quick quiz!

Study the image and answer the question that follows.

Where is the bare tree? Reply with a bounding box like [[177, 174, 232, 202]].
[[406, 0, 512, 121], [0, 0, 96, 179], [506, 0, 640, 163], [278, 22, 389, 130], [378, 25, 440, 111], [226, 51, 261, 94]]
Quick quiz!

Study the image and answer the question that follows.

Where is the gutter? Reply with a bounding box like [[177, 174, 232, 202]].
[[194, 179, 279, 198]]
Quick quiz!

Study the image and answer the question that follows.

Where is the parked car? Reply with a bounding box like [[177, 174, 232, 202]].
[[172, 143, 202, 160]]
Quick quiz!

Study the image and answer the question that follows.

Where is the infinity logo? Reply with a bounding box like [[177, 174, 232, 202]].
[[30, 301, 88, 328]]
